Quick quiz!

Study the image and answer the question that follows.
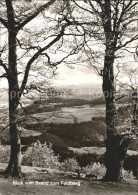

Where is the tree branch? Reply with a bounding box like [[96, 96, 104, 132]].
[[17, 0, 56, 31], [0, 59, 9, 74], [0, 17, 8, 28], [19, 20, 72, 97], [117, 35, 138, 50], [0, 73, 8, 78]]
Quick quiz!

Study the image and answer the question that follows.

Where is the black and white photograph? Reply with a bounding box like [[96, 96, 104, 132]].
[[0, 0, 138, 194]]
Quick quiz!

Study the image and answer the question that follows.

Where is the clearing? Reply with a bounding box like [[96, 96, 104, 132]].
[[0, 163, 137, 195]]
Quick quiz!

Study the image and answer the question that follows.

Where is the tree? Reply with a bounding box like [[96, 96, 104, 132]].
[[66, 0, 138, 181], [116, 65, 138, 132], [0, 0, 81, 177]]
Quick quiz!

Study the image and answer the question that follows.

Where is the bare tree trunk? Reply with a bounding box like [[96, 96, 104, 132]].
[[5, 78, 22, 177], [5, 110, 22, 177], [100, 0, 126, 181], [4, 29, 22, 177], [103, 48, 125, 181]]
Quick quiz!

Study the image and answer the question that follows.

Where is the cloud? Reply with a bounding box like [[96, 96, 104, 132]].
[[54, 65, 102, 87]]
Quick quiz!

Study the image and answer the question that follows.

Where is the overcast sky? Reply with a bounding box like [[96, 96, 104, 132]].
[[0, 64, 102, 91], [54, 64, 102, 88], [0, 2, 137, 95]]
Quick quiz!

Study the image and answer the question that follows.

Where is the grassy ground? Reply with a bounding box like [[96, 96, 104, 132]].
[[0, 164, 137, 195], [1, 176, 137, 195]]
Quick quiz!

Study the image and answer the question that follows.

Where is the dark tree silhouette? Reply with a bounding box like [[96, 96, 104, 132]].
[[0, 0, 81, 177], [66, 0, 138, 181]]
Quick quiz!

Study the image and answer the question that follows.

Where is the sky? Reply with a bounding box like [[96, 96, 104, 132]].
[[0, 64, 102, 91], [0, 11, 103, 92], [0, 5, 102, 93], [53, 64, 102, 88], [0, 1, 137, 95], [0, 64, 103, 102]]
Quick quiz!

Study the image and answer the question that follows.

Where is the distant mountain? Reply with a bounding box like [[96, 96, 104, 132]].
[[53, 85, 103, 100]]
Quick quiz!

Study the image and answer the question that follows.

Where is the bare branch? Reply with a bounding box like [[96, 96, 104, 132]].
[[17, 0, 56, 31], [19, 20, 72, 97], [117, 35, 138, 50], [0, 17, 8, 28]]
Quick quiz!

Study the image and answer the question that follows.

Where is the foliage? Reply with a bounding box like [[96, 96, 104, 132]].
[[0, 142, 137, 180], [60, 153, 137, 180], [24, 119, 106, 147], [52, 144, 74, 162], [22, 141, 60, 169], [60, 157, 106, 179], [21, 98, 105, 115], [21, 132, 71, 161], [60, 158, 81, 174], [20, 102, 61, 115], [60, 157, 136, 180], [124, 155, 138, 178], [83, 162, 106, 180], [0, 145, 10, 163], [122, 169, 135, 180], [75, 153, 104, 168]]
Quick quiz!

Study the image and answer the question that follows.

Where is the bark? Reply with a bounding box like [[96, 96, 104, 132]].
[[5, 108, 22, 177], [4, 29, 22, 177], [102, 45, 127, 181], [104, 135, 126, 182], [100, 0, 127, 182], [5, 79, 22, 177]]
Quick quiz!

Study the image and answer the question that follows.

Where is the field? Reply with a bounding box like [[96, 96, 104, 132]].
[[0, 163, 138, 195]]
